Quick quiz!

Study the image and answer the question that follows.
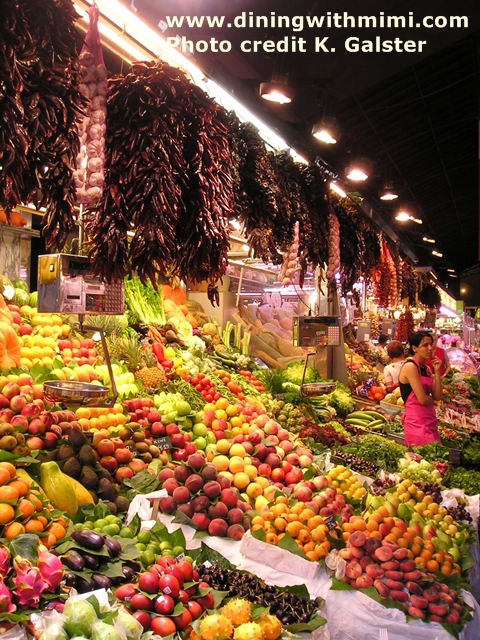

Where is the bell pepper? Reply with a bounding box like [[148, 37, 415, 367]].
[[161, 359, 174, 370], [151, 343, 165, 362]]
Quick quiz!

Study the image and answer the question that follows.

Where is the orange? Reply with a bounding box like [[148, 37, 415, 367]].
[[47, 522, 67, 540], [377, 506, 390, 518], [397, 538, 408, 548], [366, 520, 379, 532], [0, 469, 11, 487], [353, 519, 367, 531], [0, 462, 16, 479], [8, 479, 29, 497], [265, 532, 278, 545], [286, 521, 303, 538], [298, 529, 311, 544], [273, 517, 287, 532], [370, 531, 383, 540], [311, 526, 327, 543], [440, 563, 452, 576], [17, 499, 35, 519], [26, 494, 43, 512], [43, 533, 57, 549], [415, 557, 427, 567], [420, 549, 432, 562], [368, 512, 383, 524], [0, 485, 19, 502], [0, 503, 15, 524], [3, 522, 25, 539], [25, 519, 44, 532], [308, 515, 324, 530], [342, 532, 351, 542], [426, 560, 440, 573], [342, 522, 355, 534]]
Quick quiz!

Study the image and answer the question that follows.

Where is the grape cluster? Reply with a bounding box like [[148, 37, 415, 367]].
[[371, 476, 396, 495], [447, 504, 472, 523], [197, 565, 320, 625], [416, 482, 442, 503], [332, 451, 379, 477]]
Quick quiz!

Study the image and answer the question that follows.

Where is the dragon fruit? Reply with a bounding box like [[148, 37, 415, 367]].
[[37, 545, 63, 591], [0, 546, 10, 578], [0, 576, 15, 613], [12, 557, 48, 608]]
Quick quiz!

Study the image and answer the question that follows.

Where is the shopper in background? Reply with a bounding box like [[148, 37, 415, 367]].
[[373, 334, 389, 352], [383, 340, 406, 389], [425, 334, 451, 378], [399, 332, 443, 446]]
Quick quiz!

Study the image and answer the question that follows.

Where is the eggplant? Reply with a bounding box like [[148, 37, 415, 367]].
[[78, 551, 100, 570], [71, 529, 105, 551], [122, 565, 135, 582], [64, 571, 77, 587], [92, 574, 112, 590], [104, 536, 121, 558], [124, 560, 141, 573], [62, 550, 85, 571], [76, 577, 95, 593]]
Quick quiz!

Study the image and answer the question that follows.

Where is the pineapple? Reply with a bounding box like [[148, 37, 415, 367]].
[[109, 335, 167, 392], [134, 348, 167, 391]]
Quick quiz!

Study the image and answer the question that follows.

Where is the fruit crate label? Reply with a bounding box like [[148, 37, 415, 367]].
[[153, 436, 172, 451], [274, 394, 285, 400], [125, 444, 139, 457], [324, 515, 337, 531], [175, 552, 186, 562]]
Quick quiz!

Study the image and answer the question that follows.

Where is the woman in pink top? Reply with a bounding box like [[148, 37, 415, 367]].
[[398, 332, 443, 446], [424, 334, 451, 377]]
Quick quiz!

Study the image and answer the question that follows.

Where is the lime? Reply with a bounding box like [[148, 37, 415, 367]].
[[162, 549, 175, 557], [103, 524, 120, 536], [136, 543, 147, 553], [137, 530, 152, 545], [172, 546, 185, 557], [159, 541, 172, 551], [81, 521, 94, 530], [140, 550, 155, 566], [74, 522, 85, 530], [105, 515, 118, 524], [147, 543, 161, 554], [119, 528, 134, 539], [193, 436, 207, 450], [184, 556, 194, 564], [94, 519, 108, 529], [111, 517, 123, 528]]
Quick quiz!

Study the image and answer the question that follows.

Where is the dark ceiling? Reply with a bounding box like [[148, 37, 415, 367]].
[[118, 1, 480, 291]]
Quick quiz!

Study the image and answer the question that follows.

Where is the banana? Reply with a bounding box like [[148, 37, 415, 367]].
[[345, 418, 373, 427], [366, 419, 386, 431], [346, 411, 375, 421], [359, 411, 387, 422]]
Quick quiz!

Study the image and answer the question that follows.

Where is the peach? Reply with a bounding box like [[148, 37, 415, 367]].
[[356, 575, 374, 589], [390, 590, 409, 603], [359, 556, 374, 571], [159, 497, 177, 514], [406, 581, 423, 596], [444, 610, 460, 624], [365, 564, 384, 579], [177, 503, 194, 519], [350, 546, 364, 559], [203, 480, 222, 499], [185, 474, 204, 494], [427, 603, 448, 617], [202, 464, 218, 481], [393, 547, 409, 560], [423, 587, 441, 603], [385, 579, 404, 591], [349, 531, 367, 548], [378, 523, 391, 537], [10, 396, 26, 413], [399, 560, 416, 572], [172, 486, 191, 504], [191, 496, 210, 513], [380, 560, 399, 571], [364, 537, 382, 556], [345, 561, 362, 580], [227, 508, 243, 524], [403, 570, 422, 582], [217, 475, 232, 490], [158, 468, 175, 482], [208, 502, 228, 519], [162, 478, 180, 495], [187, 452, 206, 471], [173, 466, 192, 483], [338, 548, 353, 560], [191, 513, 210, 531], [384, 570, 403, 581], [208, 518, 228, 537], [2, 383, 20, 400], [410, 595, 429, 610], [227, 524, 245, 540], [408, 606, 426, 620], [374, 580, 390, 598], [374, 547, 393, 563]]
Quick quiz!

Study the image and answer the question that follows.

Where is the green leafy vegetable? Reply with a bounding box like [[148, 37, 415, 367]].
[[327, 388, 356, 418], [283, 361, 319, 385], [124, 277, 166, 325]]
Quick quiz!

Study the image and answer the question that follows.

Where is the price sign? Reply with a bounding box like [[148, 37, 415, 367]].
[[124, 444, 138, 458], [324, 515, 337, 531], [153, 436, 171, 451]]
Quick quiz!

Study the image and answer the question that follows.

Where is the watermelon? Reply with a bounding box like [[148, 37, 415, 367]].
[[12, 278, 29, 293], [13, 288, 29, 306], [28, 291, 38, 308]]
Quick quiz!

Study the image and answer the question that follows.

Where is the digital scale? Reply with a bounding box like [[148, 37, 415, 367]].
[[37, 254, 124, 316], [37, 254, 122, 407], [293, 316, 342, 348]]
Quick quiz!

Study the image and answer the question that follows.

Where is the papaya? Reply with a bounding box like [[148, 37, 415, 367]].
[[15, 468, 48, 500], [39, 461, 78, 517], [65, 475, 95, 506]]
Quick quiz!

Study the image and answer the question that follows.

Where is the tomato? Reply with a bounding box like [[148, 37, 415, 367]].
[[197, 374, 205, 380], [201, 379, 211, 389], [195, 384, 203, 392], [213, 393, 221, 401], [227, 382, 242, 395], [205, 394, 213, 403], [190, 377, 199, 386], [221, 376, 230, 384]]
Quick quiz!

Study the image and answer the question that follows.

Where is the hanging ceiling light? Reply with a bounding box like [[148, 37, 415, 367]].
[[345, 158, 369, 181], [379, 167, 398, 200], [432, 250, 443, 257], [423, 236, 435, 243], [312, 96, 341, 144], [330, 182, 347, 198], [395, 211, 422, 224], [259, 80, 294, 104]]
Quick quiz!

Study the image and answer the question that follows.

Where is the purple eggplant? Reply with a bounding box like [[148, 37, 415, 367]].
[[71, 530, 105, 551], [92, 574, 112, 590], [76, 576, 95, 593], [104, 536, 121, 558], [62, 550, 85, 571], [78, 551, 100, 570], [122, 565, 135, 582]]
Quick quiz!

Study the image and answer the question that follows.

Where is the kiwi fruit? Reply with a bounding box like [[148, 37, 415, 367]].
[[62, 457, 81, 479], [68, 429, 88, 451], [57, 444, 75, 460], [80, 465, 98, 490], [97, 478, 116, 502], [78, 444, 96, 467]]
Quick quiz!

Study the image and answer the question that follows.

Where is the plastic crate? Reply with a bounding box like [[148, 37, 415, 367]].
[[448, 448, 462, 465]]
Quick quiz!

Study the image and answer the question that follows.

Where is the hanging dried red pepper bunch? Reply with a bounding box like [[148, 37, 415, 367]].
[[400, 259, 419, 302], [297, 166, 329, 283], [395, 308, 415, 342], [371, 241, 397, 308], [0, 0, 85, 249]]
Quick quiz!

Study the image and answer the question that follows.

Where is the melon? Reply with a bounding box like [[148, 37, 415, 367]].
[[383, 393, 397, 405]]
